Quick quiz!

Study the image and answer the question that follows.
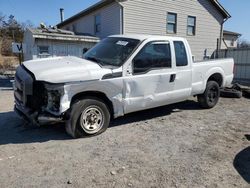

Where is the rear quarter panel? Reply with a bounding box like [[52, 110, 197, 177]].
[[191, 58, 234, 95]]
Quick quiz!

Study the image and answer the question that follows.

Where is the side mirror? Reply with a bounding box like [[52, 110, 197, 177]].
[[126, 63, 133, 75]]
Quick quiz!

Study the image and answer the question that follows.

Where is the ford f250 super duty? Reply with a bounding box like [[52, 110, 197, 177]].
[[14, 35, 234, 138]]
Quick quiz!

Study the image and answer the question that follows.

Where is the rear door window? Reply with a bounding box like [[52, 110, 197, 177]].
[[174, 41, 188, 67]]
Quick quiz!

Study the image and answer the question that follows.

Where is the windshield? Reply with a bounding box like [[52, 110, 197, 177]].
[[83, 37, 140, 67]]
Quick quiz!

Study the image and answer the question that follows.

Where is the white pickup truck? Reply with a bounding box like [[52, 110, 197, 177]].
[[14, 35, 234, 138]]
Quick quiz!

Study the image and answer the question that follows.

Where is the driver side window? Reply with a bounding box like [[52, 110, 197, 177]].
[[133, 42, 172, 74]]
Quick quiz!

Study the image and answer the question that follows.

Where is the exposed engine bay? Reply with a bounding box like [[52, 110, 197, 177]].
[[14, 65, 65, 125]]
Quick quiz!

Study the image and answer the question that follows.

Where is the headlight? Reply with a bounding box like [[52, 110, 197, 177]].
[[44, 84, 65, 113]]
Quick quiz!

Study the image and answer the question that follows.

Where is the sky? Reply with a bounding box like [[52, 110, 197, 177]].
[[0, 0, 249, 41]]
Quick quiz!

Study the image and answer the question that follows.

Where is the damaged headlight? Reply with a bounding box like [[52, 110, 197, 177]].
[[44, 84, 65, 113]]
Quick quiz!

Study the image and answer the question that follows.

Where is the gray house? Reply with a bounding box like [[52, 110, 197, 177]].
[[57, 0, 230, 61]]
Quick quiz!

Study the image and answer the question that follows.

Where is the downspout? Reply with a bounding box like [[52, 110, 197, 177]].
[[119, 4, 124, 34], [218, 17, 229, 58], [219, 17, 229, 50]]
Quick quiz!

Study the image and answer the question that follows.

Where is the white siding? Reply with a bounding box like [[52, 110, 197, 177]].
[[119, 0, 225, 60], [61, 3, 122, 39], [26, 39, 95, 61], [24, 28, 99, 61], [23, 29, 36, 61]]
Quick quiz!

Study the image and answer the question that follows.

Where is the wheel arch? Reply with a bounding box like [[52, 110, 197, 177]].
[[70, 91, 114, 118], [207, 73, 223, 87], [205, 67, 225, 88]]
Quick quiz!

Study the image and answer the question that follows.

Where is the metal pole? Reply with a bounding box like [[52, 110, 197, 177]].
[[18, 43, 23, 65], [12, 29, 15, 41], [18, 53, 21, 65]]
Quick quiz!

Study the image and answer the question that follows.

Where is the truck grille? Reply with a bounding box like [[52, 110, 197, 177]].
[[14, 66, 34, 106]]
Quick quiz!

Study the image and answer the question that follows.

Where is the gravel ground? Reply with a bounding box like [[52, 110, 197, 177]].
[[0, 79, 250, 188]]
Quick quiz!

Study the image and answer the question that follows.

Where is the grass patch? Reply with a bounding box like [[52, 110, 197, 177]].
[[0, 56, 19, 75]]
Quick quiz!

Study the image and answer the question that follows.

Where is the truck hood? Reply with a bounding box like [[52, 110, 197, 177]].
[[23, 56, 112, 83]]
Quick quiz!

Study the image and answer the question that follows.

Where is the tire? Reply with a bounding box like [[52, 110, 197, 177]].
[[198, 81, 220, 109], [220, 89, 242, 98], [243, 89, 250, 98], [65, 98, 111, 138]]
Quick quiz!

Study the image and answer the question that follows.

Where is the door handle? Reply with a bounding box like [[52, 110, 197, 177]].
[[170, 74, 176, 83]]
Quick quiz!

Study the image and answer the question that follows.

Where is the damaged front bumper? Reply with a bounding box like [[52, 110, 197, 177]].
[[14, 65, 67, 126], [14, 102, 38, 125], [14, 102, 64, 126]]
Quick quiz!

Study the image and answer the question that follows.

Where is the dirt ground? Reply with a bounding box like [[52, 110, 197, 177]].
[[0, 78, 250, 188]]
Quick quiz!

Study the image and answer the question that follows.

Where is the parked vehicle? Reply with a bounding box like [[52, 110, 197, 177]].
[[14, 35, 234, 138]]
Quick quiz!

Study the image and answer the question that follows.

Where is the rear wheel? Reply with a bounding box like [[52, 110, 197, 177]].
[[198, 81, 220, 109], [66, 98, 111, 138]]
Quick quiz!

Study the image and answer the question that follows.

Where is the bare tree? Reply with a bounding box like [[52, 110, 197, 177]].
[[0, 13, 5, 38], [0, 12, 5, 58], [237, 39, 250, 49], [21, 20, 34, 31], [0, 13, 5, 27], [0, 13, 5, 25], [0, 14, 34, 56]]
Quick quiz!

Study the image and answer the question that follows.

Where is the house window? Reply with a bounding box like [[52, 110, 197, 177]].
[[94, 14, 101, 33], [38, 46, 50, 58], [187, 16, 196, 36], [167, 13, 177, 34], [38, 46, 49, 54], [72, 24, 77, 33]]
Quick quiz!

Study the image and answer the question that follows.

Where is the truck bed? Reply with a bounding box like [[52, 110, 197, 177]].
[[191, 58, 234, 95]]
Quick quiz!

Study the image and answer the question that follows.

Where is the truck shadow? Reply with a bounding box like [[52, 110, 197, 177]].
[[111, 100, 202, 127], [0, 100, 201, 145], [233, 146, 250, 183], [0, 112, 71, 145]]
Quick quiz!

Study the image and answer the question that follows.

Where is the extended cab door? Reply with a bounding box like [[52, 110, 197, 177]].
[[171, 40, 192, 101], [123, 40, 178, 114]]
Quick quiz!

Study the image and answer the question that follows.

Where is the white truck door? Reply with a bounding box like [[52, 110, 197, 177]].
[[123, 41, 177, 114], [171, 41, 192, 101]]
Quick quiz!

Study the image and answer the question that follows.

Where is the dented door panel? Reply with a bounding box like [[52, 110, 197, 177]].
[[123, 70, 176, 114]]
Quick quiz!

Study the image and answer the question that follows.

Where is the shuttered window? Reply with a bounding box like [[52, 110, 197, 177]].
[[167, 13, 177, 34]]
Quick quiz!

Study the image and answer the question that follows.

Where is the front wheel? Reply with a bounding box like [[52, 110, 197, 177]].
[[66, 98, 111, 138], [198, 81, 220, 109]]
